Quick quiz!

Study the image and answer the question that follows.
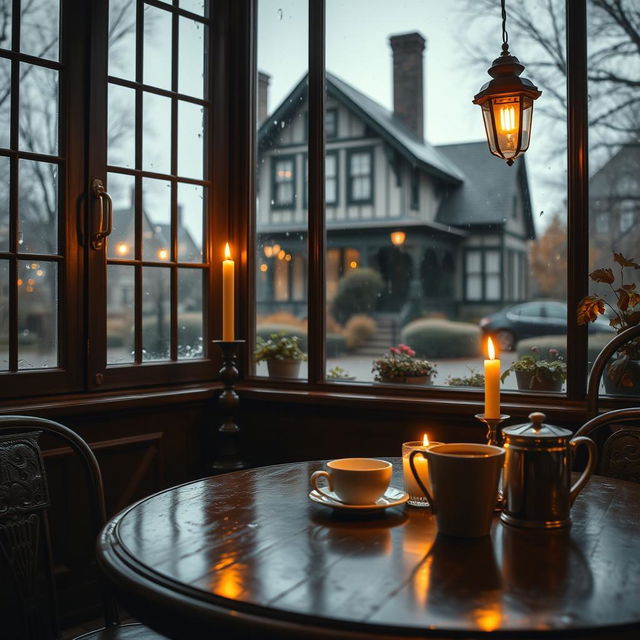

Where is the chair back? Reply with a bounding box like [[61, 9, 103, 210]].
[[0, 416, 119, 639], [574, 407, 640, 483]]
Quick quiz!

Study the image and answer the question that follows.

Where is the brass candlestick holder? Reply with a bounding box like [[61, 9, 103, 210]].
[[211, 340, 246, 472], [475, 413, 510, 511]]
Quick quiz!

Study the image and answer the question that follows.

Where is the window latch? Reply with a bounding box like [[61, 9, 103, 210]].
[[90, 178, 113, 250]]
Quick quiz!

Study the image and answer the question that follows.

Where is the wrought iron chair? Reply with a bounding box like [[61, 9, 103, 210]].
[[0, 416, 167, 639]]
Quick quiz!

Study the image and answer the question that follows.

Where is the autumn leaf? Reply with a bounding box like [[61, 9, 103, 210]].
[[628, 292, 640, 308], [613, 252, 640, 269], [589, 268, 614, 284], [622, 283, 637, 292], [626, 311, 640, 326], [577, 296, 605, 324], [617, 288, 630, 311], [609, 316, 622, 328]]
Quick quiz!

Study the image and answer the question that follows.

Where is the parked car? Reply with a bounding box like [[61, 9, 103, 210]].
[[479, 300, 614, 351]]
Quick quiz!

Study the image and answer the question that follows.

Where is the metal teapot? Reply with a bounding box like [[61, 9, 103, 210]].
[[501, 412, 597, 529]]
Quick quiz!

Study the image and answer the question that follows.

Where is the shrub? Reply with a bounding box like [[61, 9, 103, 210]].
[[517, 333, 612, 364], [256, 323, 307, 350], [331, 268, 384, 324], [344, 314, 376, 350], [401, 319, 482, 358], [259, 312, 307, 330]]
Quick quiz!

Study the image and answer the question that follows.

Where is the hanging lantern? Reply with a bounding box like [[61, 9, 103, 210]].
[[473, 0, 541, 166]]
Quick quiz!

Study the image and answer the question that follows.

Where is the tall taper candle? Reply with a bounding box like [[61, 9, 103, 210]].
[[222, 243, 234, 340], [484, 336, 500, 419]]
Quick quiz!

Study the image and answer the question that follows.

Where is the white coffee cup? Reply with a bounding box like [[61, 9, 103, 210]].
[[310, 458, 392, 505]]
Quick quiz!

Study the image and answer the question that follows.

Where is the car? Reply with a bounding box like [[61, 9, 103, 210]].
[[479, 300, 614, 351]]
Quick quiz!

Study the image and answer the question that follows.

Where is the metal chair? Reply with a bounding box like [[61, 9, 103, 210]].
[[0, 416, 167, 640], [574, 408, 640, 483]]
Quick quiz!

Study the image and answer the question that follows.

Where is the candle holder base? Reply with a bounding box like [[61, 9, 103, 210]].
[[475, 413, 510, 511], [211, 340, 247, 473]]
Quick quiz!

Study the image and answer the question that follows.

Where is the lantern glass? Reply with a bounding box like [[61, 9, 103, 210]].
[[480, 94, 535, 162]]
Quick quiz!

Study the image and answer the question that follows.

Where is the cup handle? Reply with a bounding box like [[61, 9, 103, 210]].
[[409, 450, 436, 513], [569, 436, 598, 505], [310, 470, 344, 504]]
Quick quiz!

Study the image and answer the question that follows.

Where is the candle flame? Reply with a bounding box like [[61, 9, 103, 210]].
[[423, 433, 429, 446], [487, 336, 496, 360], [224, 242, 231, 260]]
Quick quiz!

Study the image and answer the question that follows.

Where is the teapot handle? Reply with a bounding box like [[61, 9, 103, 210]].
[[569, 436, 598, 505]]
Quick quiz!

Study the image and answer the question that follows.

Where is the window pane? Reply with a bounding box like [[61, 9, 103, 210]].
[[107, 172, 135, 259], [107, 264, 135, 364], [0, 260, 7, 370], [587, 1, 640, 398], [142, 266, 170, 361], [178, 183, 204, 262], [142, 177, 172, 261], [0, 156, 8, 251], [108, 84, 136, 169], [179, 17, 205, 98], [20, 0, 59, 62], [324, 0, 566, 389], [0, 0, 12, 50], [109, 0, 137, 81], [143, 4, 172, 91], [178, 101, 204, 179], [18, 159, 58, 255], [180, 0, 205, 15], [255, 0, 308, 380], [0, 57, 9, 149], [19, 64, 58, 156], [143, 92, 171, 174], [178, 268, 203, 359], [18, 260, 57, 369]]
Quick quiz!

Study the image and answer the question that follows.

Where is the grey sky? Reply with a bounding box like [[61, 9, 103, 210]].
[[258, 0, 566, 233]]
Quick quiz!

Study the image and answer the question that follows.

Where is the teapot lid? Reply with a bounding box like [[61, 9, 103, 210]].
[[502, 412, 572, 443]]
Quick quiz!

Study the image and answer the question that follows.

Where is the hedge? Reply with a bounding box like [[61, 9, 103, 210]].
[[401, 319, 482, 358]]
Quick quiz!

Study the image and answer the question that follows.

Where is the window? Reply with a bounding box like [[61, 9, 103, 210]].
[[410, 168, 419, 210], [465, 251, 483, 301], [326, 151, 338, 206], [464, 249, 500, 302], [347, 148, 373, 204], [595, 212, 609, 234], [326, 108, 338, 139], [271, 156, 296, 209], [619, 201, 635, 233]]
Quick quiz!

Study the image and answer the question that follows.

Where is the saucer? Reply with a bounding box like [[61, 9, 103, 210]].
[[309, 486, 409, 511]]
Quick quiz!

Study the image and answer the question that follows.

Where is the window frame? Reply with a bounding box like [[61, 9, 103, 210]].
[[346, 146, 374, 206]]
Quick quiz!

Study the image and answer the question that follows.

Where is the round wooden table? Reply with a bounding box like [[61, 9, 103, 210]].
[[97, 460, 640, 639]]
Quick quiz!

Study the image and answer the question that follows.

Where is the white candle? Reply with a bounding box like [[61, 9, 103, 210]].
[[484, 336, 500, 419], [222, 242, 234, 341]]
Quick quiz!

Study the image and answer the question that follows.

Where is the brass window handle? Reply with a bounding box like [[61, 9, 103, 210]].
[[91, 178, 113, 250]]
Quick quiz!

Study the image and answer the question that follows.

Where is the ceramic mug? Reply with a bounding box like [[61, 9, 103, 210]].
[[410, 443, 505, 537], [310, 458, 392, 505]]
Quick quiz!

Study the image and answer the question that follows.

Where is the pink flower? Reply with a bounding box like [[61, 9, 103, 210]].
[[390, 347, 399, 354], [530, 346, 538, 353], [406, 348, 416, 357], [549, 348, 559, 357]]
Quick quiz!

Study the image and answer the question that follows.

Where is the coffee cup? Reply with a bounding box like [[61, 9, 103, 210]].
[[410, 443, 504, 537], [310, 458, 392, 505]]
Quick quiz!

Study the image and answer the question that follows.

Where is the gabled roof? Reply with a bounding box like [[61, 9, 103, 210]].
[[258, 72, 464, 185], [590, 144, 640, 200], [435, 141, 536, 240]]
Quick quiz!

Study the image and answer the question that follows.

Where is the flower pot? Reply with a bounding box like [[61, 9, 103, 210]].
[[379, 375, 432, 385], [266, 359, 301, 379], [515, 370, 563, 392], [603, 359, 640, 396]]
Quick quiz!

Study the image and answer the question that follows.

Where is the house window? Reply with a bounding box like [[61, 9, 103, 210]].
[[465, 249, 501, 302], [272, 157, 296, 209], [410, 168, 419, 210], [347, 149, 373, 204], [619, 201, 635, 232], [326, 152, 338, 206], [326, 109, 338, 139], [595, 212, 609, 233]]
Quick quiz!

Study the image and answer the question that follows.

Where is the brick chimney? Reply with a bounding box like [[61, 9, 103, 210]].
[[389, 32, 426, 139], [258, 71, 271, 125]]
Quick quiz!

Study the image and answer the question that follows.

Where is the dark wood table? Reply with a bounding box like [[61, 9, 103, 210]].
[[97, 459, 640, 639]]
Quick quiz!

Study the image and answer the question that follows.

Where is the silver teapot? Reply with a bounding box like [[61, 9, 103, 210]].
[[501, 412, 597, 529]]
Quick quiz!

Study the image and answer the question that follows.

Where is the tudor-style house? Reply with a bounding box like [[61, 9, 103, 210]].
[[256, 31, 535, 323]]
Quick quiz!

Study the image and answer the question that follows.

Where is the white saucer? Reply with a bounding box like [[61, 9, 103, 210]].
[[309, 486, 409, 511]]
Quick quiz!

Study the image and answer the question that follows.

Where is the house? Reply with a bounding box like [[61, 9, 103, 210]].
[[256, 32, 535, 322]]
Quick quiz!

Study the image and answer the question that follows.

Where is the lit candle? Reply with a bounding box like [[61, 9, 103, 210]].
[[484, 337, 500, 419], [402, 434, 441, 507], [222, 242, 234, 341]]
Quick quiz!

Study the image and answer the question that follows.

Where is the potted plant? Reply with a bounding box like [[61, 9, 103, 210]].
[[446, 369, 485, 388], [326, 366, 356, 381], [254, 332, 307, 378], [501, 347, 567, 391], [577, 252, 640, 394], [371, 344, 437, 385]]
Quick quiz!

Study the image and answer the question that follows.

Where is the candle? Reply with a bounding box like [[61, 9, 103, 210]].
[[484, 337, 500, 419], [402, 434, 441, 507], [222, 242, 234, 341]]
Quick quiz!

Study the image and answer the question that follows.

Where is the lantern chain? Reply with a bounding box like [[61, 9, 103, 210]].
[[501, 0, 510, 56]]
